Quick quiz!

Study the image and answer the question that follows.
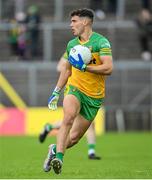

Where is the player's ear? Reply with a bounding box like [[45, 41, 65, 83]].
[[83, 18, 91, 26], [82, 18, 88, 25]]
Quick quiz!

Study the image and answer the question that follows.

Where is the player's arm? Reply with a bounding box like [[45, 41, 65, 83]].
[[86, 37, 113, 75], [86, 55, 113, 75], [48, 58, 71, 110], [57, 56, 66, 72], [56, 58, 72, 89]]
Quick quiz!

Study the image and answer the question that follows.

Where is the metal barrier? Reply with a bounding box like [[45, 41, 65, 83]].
[[1, 60, 152, 130], [0, 20, 137, 62], [0, 61, 152, 108]]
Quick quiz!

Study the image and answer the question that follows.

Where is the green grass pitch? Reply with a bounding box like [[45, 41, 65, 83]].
[[0, 132, 152, 179]]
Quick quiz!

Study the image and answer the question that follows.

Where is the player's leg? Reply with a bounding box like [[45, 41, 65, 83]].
[[43, 85, 103, 174], [86, 123, 101, 160], [43, 144, 56, 172], [65, 114, 92, 149], [43, 114, 91, 172], [43, 121, 62, 172], [56, 94, 80, 155], [39, 121, 62, 143], [51, 94, 80, 174], [66, 118, 101, 160], [51, 113, 92, 174], [39, 123, 53, 143]]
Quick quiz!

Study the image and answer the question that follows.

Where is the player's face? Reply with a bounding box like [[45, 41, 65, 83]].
[[70, 16, 85, 36]]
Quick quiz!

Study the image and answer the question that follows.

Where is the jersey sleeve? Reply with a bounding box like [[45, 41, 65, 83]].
[[63, 42, 71, 60], [98, 37, 112, 56], [63, 51, 68, 59]]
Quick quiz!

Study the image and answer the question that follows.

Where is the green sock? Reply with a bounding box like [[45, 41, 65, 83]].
[[46, 123, 53, 131], [56, 152, 64, 162], [89, 144, 95, 149], [88, 144, 95, 154]]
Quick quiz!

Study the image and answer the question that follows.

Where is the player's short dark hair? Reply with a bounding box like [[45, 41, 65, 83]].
[[70, 8, 94, 22]]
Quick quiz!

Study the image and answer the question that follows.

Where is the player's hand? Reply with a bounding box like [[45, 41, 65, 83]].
[[68, 54, 87, 71], [48, 90, 60, 110]]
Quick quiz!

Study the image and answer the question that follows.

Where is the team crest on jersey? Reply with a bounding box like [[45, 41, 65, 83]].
[[72, 87, 77, 92], [71, 48, 76, 53]]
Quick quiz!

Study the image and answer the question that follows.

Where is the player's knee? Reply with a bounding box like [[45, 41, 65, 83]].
[[63, 120, 73, 127], [63, 114, 75, 127], [70, 132, 80, 145]]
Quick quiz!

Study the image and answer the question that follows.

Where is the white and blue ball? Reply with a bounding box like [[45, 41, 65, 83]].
[[69, 45, 92, 65]]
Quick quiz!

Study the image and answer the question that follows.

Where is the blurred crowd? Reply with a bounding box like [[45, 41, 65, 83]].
[[8, 5, 41, 60], [90, 0, 117, 20], [90, 0, 152, 61], [136, 0, 152, 61], [1, 0, 152, 62]]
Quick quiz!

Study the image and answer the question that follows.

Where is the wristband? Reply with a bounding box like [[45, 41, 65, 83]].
[[82, 64, 87, 72], [54, 86, 61, 93]]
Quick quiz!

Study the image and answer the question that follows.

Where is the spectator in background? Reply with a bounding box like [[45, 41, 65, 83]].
[[107, 0, 117, 14], [26, 5, 41, 59], [8, 12, 27, 60], [137, 0, 152, 61], [90, 0, 106, 20], [141, 0, 150, 9], [15, 12, 27, 59], [17, 24, 27, 59], [8, 19, 19, 60], [89, 0, 117, 20]]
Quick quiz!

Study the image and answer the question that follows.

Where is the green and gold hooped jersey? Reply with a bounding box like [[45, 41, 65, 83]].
[[63, 32, 112, 99]]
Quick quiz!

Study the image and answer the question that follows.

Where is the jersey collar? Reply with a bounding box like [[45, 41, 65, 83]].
[[78, 32, 94, 45]]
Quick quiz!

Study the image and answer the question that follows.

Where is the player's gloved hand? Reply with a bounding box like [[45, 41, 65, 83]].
[[68, 54, 87, 71], [48, 87, 61, 110]]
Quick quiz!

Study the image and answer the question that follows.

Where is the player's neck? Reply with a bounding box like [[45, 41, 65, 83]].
[[79, 30, 93, 42]]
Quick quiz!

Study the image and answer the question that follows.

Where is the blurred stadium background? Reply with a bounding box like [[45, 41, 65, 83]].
[[0, 0, 152, 135], [0, 0, 152, 179]]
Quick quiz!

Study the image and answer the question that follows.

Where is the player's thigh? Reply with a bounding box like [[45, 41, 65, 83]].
[[70, 114, 92, 141], [88, 122, 95, 130], [63, 94, 80, 119]]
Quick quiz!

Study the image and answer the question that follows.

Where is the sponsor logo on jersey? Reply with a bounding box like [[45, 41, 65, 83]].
[[89, 58, 96, 64]]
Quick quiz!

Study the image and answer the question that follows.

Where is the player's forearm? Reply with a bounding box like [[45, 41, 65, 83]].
[[86, 64, 113, 75], [56, 69, 71, 89]]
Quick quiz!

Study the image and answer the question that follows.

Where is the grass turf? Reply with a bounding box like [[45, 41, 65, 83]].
[[0, 132, 152, 179]]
